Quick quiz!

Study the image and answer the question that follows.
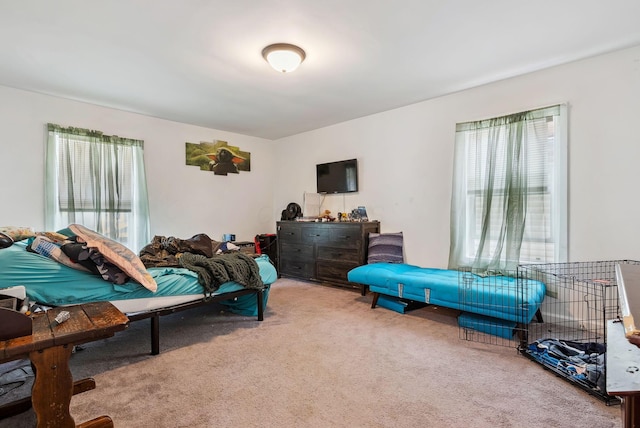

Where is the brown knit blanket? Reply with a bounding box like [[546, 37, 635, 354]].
[[178, 251, 264, 294]]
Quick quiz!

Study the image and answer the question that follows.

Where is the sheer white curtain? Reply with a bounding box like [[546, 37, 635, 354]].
[[45, 124, 151, 251], [448, 105, 567, 273]]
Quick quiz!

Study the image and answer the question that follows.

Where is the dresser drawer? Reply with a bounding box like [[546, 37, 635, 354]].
[[302, 227, 329, 242], [276, 220, 380, 290], [316, 246, 360, 263], [280, 259, 315, 279], [278, 223, 302, 243], [327, 227, 361, 248], [280, 242, 314, 260], [316, 261, 359, 283]]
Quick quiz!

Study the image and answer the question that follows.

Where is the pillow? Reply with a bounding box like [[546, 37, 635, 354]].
[[69, 224, 157, 292], [0, 226, 36, 242], [60, 238, 105, 275], [56, 227, 75, 237], [36, 231, 71, 244], [367, 232, 404, 264], [87, 247, 132, 285], [28, 235, 91, 273], [0, 232, 13, 249]]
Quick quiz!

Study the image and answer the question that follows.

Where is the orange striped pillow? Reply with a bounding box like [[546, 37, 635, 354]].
[[69, 224, 157, 292]]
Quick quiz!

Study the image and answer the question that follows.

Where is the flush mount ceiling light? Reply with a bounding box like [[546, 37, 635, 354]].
[[262, 43, 306, 73]]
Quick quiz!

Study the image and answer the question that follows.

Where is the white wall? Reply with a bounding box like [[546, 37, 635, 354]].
[[2, 45, 639, 262], [274, 44, 640, 266], [0, 86, 276, 243]]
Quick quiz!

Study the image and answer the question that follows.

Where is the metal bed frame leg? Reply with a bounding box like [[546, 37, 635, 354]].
[[135, 287, 266, 356], [150, 315, 160, 355], [257, 289, 264, 321]]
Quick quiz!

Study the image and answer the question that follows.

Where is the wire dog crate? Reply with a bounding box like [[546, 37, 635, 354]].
[[457, 260, 640, 404], [517, 260, 640, 404], [457, 268, 537, 348]]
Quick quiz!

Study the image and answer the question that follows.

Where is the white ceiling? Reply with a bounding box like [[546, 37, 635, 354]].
[[1, 1, 639, 140]]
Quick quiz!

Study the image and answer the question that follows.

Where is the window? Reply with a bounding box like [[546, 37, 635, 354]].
[[45, 124, 151, 251], [449, 105, 567, 272]]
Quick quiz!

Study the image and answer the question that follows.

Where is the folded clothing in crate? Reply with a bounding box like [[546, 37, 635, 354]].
[[524, 338, 606, 393]]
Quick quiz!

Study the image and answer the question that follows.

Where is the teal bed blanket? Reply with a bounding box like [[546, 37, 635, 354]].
[[348, 263, 546, 324], [0, 242, 277, 316]]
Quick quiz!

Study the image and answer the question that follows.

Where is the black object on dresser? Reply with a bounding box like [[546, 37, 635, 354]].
[[277, 221, 380, 292]]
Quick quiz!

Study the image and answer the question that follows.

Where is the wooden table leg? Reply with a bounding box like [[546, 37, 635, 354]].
[[621, 394, 640, 428], [361, 284, 368, 296], [0, 378, 96, 419], [72, 378, 97, 395], [371, 292, 380, 309], [0, 396, 32, 419], [76, 415, 114, 428], [30, 344, 75, 428]]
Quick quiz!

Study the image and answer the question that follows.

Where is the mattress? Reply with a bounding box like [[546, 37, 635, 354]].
[[0, 241, 277, 316], [348, 263, 546, 323], [458, 312, 517, 340]]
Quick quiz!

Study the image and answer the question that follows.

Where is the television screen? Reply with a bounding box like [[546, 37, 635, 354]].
[[316, 159, 358, 194]]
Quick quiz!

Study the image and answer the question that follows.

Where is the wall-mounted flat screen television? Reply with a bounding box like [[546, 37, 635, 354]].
[[316, 158, 358, 194]]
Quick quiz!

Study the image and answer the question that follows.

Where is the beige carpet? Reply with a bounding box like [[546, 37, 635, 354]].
[[1, 279, 621, 427]]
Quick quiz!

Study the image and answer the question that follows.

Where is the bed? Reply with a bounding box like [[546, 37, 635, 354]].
[[0, 240, 278, 354], [348, 263, 546, 326]]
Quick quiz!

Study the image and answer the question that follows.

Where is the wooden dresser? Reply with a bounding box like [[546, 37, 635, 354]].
[[277, 221, 380, 290]]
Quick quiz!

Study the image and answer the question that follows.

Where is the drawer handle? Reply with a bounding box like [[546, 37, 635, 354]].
[[339, 236, 351, 239]]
